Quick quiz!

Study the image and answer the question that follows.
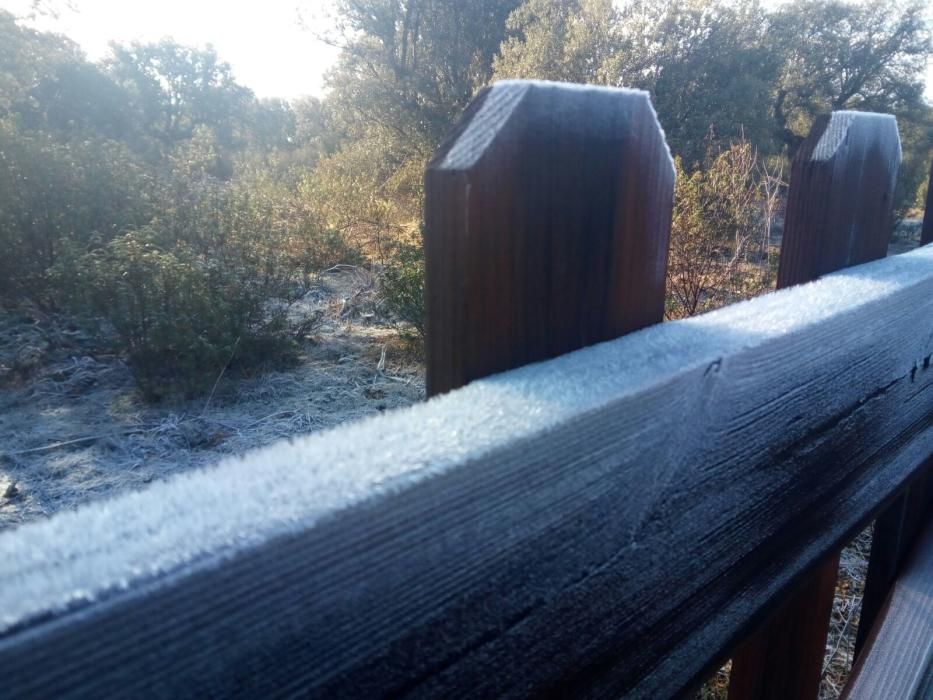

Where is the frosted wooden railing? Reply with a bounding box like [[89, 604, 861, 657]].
[[1, 82, 931, 699]]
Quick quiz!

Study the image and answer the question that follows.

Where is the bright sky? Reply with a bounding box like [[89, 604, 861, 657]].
[[2, 0, 932, 102], [1, 0, 340, 99]]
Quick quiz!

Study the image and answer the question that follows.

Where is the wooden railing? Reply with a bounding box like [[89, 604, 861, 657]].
[[0, 81, 931, 699]]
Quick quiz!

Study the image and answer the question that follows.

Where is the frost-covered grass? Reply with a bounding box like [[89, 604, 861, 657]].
[[0, 269, 424, 531]]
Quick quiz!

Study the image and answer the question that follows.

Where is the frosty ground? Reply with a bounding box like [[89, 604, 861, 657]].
[[2, 224, 923, 529], [0, 267, 424, 530]]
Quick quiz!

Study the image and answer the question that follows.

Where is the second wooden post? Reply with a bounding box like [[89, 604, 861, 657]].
[[729, 110, 902, 700]]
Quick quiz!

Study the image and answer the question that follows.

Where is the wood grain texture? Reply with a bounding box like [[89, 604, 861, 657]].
[[854, 466, 932, 658], [424, 80, 674, 396], [1, 248, 931, 700], [730, 110, 902, 700], [843, 518, 933, 699], [922, 160, 933, 246]]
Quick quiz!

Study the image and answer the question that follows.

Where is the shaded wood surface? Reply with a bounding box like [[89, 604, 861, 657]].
[[728, 554, 840, 699], [843, 518, 933, 699], [730, 109, 902, 700], [923, 160, 933, 246], [855, 466, 932, 658], [424, 81, 674, 397], [1, 247, 931, 699]]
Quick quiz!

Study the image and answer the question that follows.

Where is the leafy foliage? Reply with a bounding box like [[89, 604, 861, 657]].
[[0, 0, 931, 398], [380, 241, 426, 338], [494, 0, 618, 84], [667, 141, 778, 319], [768, 0, 931, 150], [0, 10, 365, 398], [0, 120, 153, 298], [62, 227, 295, 400], [495, 0, 932, 170], [107, 40, 253, 149]]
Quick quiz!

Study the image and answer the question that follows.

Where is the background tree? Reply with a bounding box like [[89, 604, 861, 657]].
[[494, 0, 932, 169], [495, 0, 780, 163], [0, 9, 82, 116], [493, 0, 618, 84], [322, 0, 522, 146], [611, 0, 779, 164], [768, 0, 931, 151], [107, 40, 253, 151]]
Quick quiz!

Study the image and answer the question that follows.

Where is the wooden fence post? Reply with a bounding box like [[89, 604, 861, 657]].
[[729, 111, 902, 700], [423, 81, 674, 396]]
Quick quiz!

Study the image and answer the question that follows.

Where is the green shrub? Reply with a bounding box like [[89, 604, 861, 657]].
[[380, 241, 425, 339], [64, 227, 296, 400], [41, 152, 365, 400]]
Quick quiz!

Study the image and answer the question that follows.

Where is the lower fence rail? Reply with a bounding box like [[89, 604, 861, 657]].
[[843, 516, 933, 699]]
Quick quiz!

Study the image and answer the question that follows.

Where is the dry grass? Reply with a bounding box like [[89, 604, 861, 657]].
[[820, 527, 873, 699], [696, 660, 732, 699]]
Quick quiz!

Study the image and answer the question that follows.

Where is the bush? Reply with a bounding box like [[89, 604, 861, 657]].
[[64, 227, 296, 400], [666, 141, 778, 319], [0, 122, 152, 300], [380, 241, 425, 339], [35, 139, 365, 400]]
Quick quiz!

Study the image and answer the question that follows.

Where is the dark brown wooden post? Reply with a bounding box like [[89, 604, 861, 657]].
[[729, 111, 902, 700], [921, 160, 933, 246], [775, 113, 900, 287], [423, 81, 675, 396]]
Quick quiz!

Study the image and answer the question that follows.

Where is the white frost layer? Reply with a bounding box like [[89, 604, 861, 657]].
[[441, 81, 530, 170], [812, 110, 901, 165], [440, 79, 675, 178], [2, 244, 932, 633]]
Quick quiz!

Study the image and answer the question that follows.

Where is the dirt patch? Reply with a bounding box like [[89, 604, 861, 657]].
[[0, 267, 424, 530]]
